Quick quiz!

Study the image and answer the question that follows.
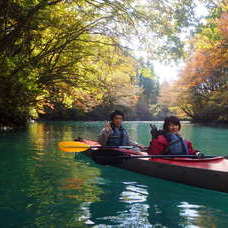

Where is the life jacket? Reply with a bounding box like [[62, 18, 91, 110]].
[[150, 124, 188, 155], [106, 124, 129, 146], [165, 133, 188, 155]]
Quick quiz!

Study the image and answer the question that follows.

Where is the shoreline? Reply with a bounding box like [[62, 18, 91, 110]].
[[2, 119, 228, 131]]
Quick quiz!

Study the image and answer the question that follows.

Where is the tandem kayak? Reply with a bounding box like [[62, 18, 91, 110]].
[[81, 140, 228, 193]]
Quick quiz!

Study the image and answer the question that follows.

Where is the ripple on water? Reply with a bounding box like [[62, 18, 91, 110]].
[[1, 121, 228, 227]]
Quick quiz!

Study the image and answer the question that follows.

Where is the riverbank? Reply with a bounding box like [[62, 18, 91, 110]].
[[3, 115, 228, 130]]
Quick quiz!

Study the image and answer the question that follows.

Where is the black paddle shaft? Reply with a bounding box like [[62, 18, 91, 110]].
[[94, 154, 215, 160], [125, 155, 215, 159]]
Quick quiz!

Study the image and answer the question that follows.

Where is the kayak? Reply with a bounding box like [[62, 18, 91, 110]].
[[82, 140, 228, 193]]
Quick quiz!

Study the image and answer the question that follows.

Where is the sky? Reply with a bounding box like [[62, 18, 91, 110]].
[[153, 61, 183, 83], [132, 47, 184, 83], [153, 1, 209, 83], [129, 0, 210, 84]]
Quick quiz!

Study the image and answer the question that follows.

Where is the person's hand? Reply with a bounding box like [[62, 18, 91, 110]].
[[196, 151, 205, 158], [134, 143, 148, 154], [136, 144, 146, 151], [104, 121, 112, 132]]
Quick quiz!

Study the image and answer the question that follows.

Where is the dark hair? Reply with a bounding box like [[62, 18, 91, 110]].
[[110, 110, 125, 121], [163, 116, 181, 131]]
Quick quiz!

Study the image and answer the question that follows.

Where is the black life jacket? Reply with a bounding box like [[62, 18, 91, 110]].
[[106, 124, 127, 146]]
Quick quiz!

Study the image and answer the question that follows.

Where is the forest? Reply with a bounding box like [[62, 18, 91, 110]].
[[0, 0, 227, 127], [161, 5, 228, 122]]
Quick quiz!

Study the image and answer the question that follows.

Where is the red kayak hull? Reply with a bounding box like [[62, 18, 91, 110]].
[[82, 140, 228, 193]]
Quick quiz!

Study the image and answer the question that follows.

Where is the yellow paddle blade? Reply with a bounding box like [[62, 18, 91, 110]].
[[58, 141, 91, 152]]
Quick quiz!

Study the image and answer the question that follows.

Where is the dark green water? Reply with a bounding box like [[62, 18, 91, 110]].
[[1, 121, 228, 228]]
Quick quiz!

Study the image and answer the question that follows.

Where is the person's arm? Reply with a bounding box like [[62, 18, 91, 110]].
[[128, 139, 147, 155], [185, 140, 198, 155], [98, 122, 113, 146], [129, 139, 144, 148], [120, 130, 146, 154], [126, 131, 145, 149]]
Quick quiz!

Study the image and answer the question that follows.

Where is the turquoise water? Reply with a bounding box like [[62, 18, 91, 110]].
[[1, 121, 228, 227]]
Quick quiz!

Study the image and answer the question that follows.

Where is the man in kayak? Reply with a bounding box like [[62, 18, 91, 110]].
[[98, 110, 143, 150], [147, 116, 198, 155]]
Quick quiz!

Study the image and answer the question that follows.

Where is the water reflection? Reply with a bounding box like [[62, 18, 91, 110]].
[[120, 183, 148, 203], [1, 121, 228, 227], [87, 165, 228, 227], [23, 122, 228, 227], [0, 122, 103, 227]]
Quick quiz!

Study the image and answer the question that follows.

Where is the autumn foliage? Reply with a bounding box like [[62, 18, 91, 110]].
[[173, 11, 228, 121]]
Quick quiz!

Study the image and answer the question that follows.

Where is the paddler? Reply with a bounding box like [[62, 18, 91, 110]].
[[147, 116, 199, 155], [98, 110, 144, 151]]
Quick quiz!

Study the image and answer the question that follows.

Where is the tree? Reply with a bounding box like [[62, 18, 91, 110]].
[[175, 8, 228, 122], [0, 0, 144, 126], [134, 63, 160, 120], [0, 0, 223, 126]]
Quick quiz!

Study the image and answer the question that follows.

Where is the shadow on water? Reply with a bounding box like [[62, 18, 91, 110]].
[[1, 121, 228, 227]]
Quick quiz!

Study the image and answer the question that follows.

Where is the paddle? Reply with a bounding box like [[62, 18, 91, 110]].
[[58, 141, 215, 159], [58, 141, 135, 153]]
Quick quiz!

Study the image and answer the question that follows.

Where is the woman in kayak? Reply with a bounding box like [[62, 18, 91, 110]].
[[147, 116, 198, 155]]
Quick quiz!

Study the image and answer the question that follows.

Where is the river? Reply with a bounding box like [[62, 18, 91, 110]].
[[1, 121, 228, 227]]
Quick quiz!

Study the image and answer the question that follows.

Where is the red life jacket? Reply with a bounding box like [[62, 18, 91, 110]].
[[147, 135, 197, 155]]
